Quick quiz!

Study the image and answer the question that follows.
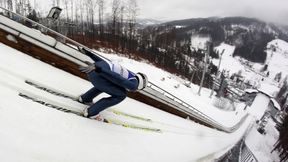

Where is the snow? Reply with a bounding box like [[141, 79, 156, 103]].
[[0, 15, 57, 46], [265, 39, 288, 83], [267, 39, 288, 57], [212, 43, 262, 87], [245, 88, 258, 94], [212, 40, 288, 90], [0, 23, 19, 35], [190, 35, 211, 50], [6, 34, 18, 43], [212, 43, 240, 74], [0, 43, 253, 161], [270, 98, 281, 111], [245, 119, 280, 162], [175, 25, 185, 29], [258, 83, 279, 98], [249, 93, 270, 120]]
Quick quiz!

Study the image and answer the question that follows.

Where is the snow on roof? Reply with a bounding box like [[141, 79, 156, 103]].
[[245, 88, 258, 94], [270, 98, 281, 110], [257, 83, 279, 98], [0, 15, 56, 46]]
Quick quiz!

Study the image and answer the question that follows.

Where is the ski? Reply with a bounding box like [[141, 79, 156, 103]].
[[18, 92, 161, 133], [25, 80, 77, 101], [19, 93, 82, 116], [107, 109, 152, 122], [25, 79, 153, 122], [103, 118, 160, 132]]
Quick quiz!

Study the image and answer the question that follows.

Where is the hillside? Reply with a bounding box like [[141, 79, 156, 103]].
[[144, 17, 288, 63], [211, 38, 288, 88]]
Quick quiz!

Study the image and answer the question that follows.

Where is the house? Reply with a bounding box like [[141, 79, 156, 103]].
[[249, 83, 279, 120]]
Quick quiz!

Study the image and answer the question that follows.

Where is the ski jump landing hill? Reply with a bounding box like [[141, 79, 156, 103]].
[[0, 7, 256, 161], [0, 7, 249, 133]]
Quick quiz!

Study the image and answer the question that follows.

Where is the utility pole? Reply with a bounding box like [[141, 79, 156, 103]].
[[217, 49, 225, 73], [198, 41, 210, 96], [190, 69, 196, 85]]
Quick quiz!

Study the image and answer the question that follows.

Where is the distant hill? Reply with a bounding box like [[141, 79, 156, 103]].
[[145, 17, 288, 63], [137, 18, 164, 26]]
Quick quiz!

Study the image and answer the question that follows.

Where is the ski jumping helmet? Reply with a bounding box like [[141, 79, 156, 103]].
[[136, 72, 148, 90]]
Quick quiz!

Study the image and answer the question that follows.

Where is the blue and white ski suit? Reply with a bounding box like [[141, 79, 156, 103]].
[[81, 50, 138, 117]]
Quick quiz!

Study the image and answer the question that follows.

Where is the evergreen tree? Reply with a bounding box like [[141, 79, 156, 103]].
[[273, 115, 288, 162]]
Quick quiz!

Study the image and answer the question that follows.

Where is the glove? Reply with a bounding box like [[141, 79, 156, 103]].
[[77, 46, 88, 55], [79, 64, 95, 73]]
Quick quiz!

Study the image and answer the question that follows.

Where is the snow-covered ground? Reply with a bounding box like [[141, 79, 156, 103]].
[[213, 43, 237, 74], [212, 43, 261, 84], [245, 119, 280, 162], [212, 40, 288, 88], [0, 43, 254, 161], [190, 35, 211, 51], [264, 39, 288, 83]]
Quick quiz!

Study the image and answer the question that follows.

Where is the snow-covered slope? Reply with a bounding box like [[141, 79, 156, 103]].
[[0, 43, 252, 161], [213, 43, 237, 73], [265, 39, 288, 82], [190, 35, 211, 51], [213, 39, 288, 89]]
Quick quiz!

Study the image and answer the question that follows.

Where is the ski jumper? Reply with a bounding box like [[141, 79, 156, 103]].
[[81, 50, 138, 117]]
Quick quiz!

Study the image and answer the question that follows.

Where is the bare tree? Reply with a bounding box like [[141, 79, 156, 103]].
[[52, 0, 60, 6], [0, 0, 4, 8], [119, 4, 125, 37], [15, 0, 32, 16], [79, 0, 85, 42], [111, 0, 120, 36], [7, 0, 13, 11], [126, 0, 138, 49], [97, 0, 104, 38], [74, 0, 80, 31], [116, 4, 126, 52], [63, 0, 69, 21], [71, 0, 74, 22]]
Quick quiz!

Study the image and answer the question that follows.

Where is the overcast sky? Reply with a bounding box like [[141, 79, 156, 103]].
[[138, 0, 288, 24], [35, 0, 288, 25]]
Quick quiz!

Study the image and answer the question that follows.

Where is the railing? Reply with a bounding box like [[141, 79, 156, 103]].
[[212, 76, 245, 99], [148, 82, 224, 127], [239, 141, 259, 162], [0, 6, 108, 62], [0, 7, 248, 133]]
